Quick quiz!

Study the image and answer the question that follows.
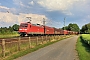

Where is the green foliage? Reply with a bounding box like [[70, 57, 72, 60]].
[[12, 24, 19, 31], [0, 24, 19, 35], [62, 26, 68, 30], [67, 23, 80, 32], [62, 23, 80, 32], [81, 34, 90, 45], [81, 23, 90, 34]]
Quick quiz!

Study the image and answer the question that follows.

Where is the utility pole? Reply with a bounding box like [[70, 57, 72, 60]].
[[79, 29, 80, 35], [26, 17, 31, 23], [64, 17, 66, 35], [64, 17, 66, 30], [43, 18, 46, 35], [43, 18, 45, 26]]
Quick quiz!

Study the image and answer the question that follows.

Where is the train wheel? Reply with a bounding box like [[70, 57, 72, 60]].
[[20, 34, 25, 37], [27, 34, 31, 37]]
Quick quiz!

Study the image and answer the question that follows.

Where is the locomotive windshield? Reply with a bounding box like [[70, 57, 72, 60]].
[[20, 23, 28, 27]]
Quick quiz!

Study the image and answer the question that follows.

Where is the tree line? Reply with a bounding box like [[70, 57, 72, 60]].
[[80, 23, 90, 34], [62, 23, 80, 32], [0, 24, 19, 34], [62, 23, 90, 34], [0, 23, 90, 34]]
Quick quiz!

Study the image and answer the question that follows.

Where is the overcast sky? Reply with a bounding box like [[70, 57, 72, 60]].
[[0, 0, 90, 28]]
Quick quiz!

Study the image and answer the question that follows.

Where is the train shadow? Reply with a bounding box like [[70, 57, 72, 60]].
[[80, 36, 90, 53]]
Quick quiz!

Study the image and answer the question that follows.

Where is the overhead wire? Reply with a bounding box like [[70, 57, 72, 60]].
[[46, 19, 61, 27]]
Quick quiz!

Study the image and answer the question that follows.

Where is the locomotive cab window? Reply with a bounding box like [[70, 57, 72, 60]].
[[20, 24, 28, 27]]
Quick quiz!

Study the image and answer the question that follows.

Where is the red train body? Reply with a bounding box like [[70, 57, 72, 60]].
[[45, 26, 54, 34], [63, 30, 68, 35], [54, 28, 61, 34], [19, 22, 78, 36], [19, 22, 44, 36]]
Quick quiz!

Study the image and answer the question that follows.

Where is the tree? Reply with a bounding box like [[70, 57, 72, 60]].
[[81, 23, 90, 34], [0, 24, 19, 34], [62, 23, 80, 32], [9, 26, 13, 32], [62, 26, 68, 30], [12, 24, 19, 31], [67, 23, 80, 32]]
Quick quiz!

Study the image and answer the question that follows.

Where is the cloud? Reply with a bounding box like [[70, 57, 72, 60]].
[[18, 13, 47, 25], [29, 1, 34, 5], [0, 5, 19, 15], [37, 0, 77, 11], [13, 0, 21, 5], [0, 6, 9, 10], [37, 0, 87, 15], [0, 12, 17, 23], [12, 0, 90, 16], [87, 15, 90, 18], [13, 0, 32, 8], [82, 15, 90, 22], [0, 12, 48, 27]]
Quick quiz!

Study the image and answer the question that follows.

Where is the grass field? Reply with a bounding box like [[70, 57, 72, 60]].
[[76, 34, 90, 60], [0, 32, 19, 38], [81, 34, 90, 41]]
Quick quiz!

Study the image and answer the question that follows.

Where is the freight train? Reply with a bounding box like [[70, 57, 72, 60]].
[[18, 22, 78, 36]]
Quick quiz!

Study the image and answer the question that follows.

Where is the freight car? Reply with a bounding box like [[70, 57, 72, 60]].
[[45, 26, 54, 34], [19, 22, 78, 36], [54, 28, 69, 35], [54, 28, 61, 34]]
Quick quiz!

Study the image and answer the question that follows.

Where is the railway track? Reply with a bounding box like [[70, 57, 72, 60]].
[[0, 35, 63, 45], [0, 35, 64, 41]]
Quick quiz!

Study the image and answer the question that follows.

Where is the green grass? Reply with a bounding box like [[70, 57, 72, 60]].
[[0, 32, 19, 38], [81, 34, 90, 40], [76, 35, 90, 60], [81, 34, 90, 45], [0, 34, 19, 38]]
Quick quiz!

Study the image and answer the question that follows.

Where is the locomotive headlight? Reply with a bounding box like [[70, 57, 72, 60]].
[[24, 29, 27, 30], [19, 29, 22, 30]]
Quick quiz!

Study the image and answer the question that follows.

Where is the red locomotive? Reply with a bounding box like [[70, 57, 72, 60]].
[[19, 22, 78, 36], [19, 22, 44, 36]]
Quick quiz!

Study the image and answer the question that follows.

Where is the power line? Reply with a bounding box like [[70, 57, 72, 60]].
[[46, 19, 61, 26]]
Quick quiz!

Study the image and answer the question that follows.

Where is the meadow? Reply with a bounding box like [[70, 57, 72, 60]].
[[76, 34, 90, 60], [0, 32, 19, 38]]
